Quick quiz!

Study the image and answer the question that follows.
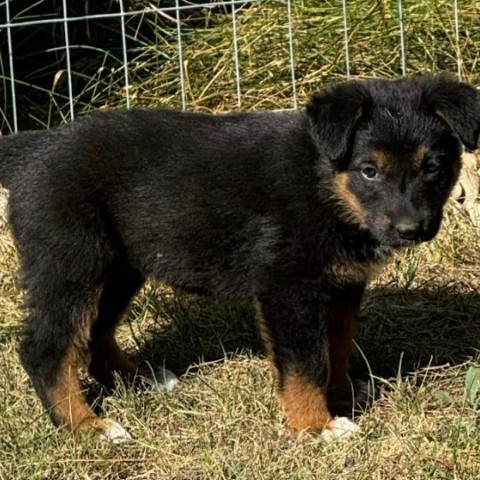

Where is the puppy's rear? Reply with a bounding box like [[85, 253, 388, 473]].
[[0, 131, 45, 188]]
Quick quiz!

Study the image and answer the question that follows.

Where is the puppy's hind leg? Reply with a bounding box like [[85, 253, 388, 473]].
[[17, 232, 132, 442], [88, 256, 144, 387], [18, 280, 134, 442], [88, 255, 179, 392]]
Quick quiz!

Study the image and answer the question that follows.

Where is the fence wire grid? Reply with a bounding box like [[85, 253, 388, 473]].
[[0, 0, 477, 134]]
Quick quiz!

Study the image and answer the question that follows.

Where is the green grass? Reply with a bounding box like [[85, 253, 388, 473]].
[[0, 201, 480, 479]]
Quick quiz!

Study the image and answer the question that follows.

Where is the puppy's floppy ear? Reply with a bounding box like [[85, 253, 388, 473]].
[[423, 73, 480, 151], [306, 81, 372, 161]]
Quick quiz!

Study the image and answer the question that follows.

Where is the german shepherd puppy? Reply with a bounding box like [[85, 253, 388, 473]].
[[0, 74, 478, 442]]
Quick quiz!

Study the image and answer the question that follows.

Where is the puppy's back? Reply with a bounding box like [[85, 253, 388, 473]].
[[0, 130, 49, 189]]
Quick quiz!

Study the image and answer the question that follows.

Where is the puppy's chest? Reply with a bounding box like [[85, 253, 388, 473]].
[[325, 243, 392, 287]]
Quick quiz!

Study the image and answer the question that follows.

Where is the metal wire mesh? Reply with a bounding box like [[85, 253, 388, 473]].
[[0, 0, 468, 134]]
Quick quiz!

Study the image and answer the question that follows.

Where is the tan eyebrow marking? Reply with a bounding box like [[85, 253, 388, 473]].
[[371, 150, 390, 170], [412, 145, 428, 169]]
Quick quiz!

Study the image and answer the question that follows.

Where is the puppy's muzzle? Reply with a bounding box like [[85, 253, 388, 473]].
[[394, 219, 422, 241]]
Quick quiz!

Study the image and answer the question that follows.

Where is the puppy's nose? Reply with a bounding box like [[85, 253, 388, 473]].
[[395, 220, 421, 240]]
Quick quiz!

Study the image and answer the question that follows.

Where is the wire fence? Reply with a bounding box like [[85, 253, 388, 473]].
[[0, 0, 477, 134]]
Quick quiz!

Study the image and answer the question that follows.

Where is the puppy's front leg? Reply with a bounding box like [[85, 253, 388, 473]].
[[256, 286, 333, 434]]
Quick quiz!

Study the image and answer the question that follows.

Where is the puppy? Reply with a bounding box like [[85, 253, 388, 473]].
[[0, 74, 478, 442]]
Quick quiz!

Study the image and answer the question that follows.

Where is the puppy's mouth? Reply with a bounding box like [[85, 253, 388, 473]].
[[365, 211, 442, 250], [372, 229, 436, 249], [384, 238, 422, 249]]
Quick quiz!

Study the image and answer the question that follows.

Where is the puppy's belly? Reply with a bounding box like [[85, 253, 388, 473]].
[[141, 254, 254, 298]]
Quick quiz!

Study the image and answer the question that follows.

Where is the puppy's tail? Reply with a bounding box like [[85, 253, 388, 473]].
[[0, 130, 44, 189]]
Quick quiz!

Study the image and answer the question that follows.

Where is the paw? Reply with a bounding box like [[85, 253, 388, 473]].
[[352, 379, 372, 407], [320, 416, 360, 443], [152, 366, 180, 393], [77, 417, 133, 444], [98, 419, 133, 444], [328, 378, 374, 414]]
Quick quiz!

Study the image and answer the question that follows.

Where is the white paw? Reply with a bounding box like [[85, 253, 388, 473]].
[[99, 419, 133, 444], [153, 366, 180, 393], [320, 417, 360, 443]]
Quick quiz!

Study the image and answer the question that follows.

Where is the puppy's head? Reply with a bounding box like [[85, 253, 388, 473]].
[[307, 74, 480, 248]]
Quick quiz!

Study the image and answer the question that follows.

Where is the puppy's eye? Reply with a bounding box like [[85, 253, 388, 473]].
[[424, 162, 441, 175], [361, 166, 378, 180]]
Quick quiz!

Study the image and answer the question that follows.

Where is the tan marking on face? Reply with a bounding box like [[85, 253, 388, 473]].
[[371, 150, 390, 170], [278, 373, 331, 434], [333, 172, 367, 228], [412, 145, 428, 170]]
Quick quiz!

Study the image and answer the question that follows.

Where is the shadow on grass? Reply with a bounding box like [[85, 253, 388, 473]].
[[354, 285, 480, 378], [87, 283, 480, 417], [132, 284, 480, 380], [132, 291, 262, 374]]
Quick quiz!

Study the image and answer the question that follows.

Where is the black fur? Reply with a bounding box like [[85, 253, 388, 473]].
[[1, 73, 479, 433]]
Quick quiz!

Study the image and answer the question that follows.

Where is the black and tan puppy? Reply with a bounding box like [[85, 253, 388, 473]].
[[0, 74, 478, 442]]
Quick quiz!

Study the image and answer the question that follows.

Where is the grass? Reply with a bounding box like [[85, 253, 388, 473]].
[[0, 199, 479, 479]]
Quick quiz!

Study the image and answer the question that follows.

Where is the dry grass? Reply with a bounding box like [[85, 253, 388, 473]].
[[101, 0, 480, 113], [0, 200, 479, 479]]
